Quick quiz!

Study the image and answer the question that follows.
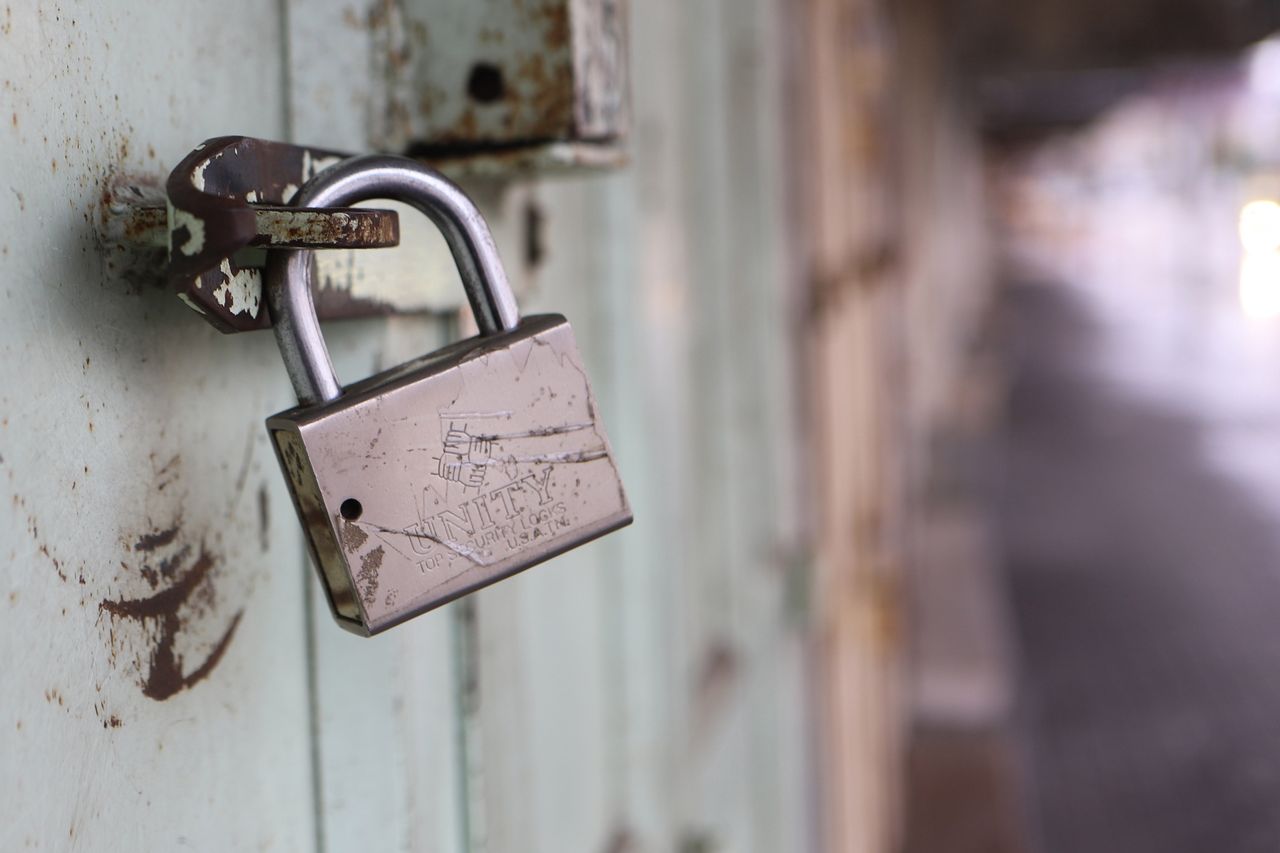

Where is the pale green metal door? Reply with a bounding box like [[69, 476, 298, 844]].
[[0, 2, 813, 851]]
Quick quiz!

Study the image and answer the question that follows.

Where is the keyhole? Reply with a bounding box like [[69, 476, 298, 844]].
[[340, 498, 363, 521]]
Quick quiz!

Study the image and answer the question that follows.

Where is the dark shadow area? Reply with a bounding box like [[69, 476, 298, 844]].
[[904, 727, 1027, 853], [1000, 279, 1280, 853]]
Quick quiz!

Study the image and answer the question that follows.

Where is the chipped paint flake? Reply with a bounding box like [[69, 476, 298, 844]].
[[191, 159, 210, 192], [302, 150, 343, 182], [170, 208, 206, 256], [211, 260, 262, 317], [189, 147, 227, 191]]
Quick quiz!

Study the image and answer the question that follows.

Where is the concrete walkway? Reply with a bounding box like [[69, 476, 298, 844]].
[[1002, 279, 1280, 853]]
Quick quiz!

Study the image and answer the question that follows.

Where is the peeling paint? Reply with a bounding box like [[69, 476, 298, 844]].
[[191, 159, 208, 191], [170, 207, 205, 256], [163, 137, 402, 333], [189, 147, 226, 192], [301, 150, 343, 182], [211, 259, 261, 317]]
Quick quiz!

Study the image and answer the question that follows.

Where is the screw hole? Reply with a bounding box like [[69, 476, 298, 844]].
[[467, 62, 506, 103], [340, 498, 363, 521]]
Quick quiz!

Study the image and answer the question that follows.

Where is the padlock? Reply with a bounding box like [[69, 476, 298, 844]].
[[265, 155, 632, 635]]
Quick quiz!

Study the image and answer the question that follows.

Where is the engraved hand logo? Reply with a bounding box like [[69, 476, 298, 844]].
[[436, 422, 493, 488]]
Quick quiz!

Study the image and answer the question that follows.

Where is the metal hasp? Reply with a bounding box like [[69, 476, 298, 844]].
[[164, 137, 402, 333], [98, 137, 404, 333], [380, 0, 629, 175], [266, 156, 631, 635]]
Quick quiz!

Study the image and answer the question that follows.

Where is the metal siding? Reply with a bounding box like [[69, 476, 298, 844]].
[[1, 1, 816, 851], [0, 2, 314, 849]]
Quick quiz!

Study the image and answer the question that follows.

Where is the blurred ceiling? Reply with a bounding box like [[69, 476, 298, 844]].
[[952, 0, 1280, 74], [945, 0, 1280, 134]]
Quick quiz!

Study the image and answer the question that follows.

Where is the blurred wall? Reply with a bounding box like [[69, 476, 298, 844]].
[[795, 0, 996, 850]]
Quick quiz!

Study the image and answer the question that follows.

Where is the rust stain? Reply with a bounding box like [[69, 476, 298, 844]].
[[536, 1, 571, 52], [138, 542, 191, 590], [454, 107, 479, 139], [355, 546, 384, 606], [338, 517, 369, 552], [692, 641, 740, 740], [257, 483, 270, 551], [118, 205, 167, 246], [404, 1, 579, 147], [133, 524, 179, 553], [100, 545, 243, 701], [604, 827, 637, 853], [416, 84, 447, 118], [513, 52, 576, 138], [523, 199, 546, 270], [249, 207, 399, 249]]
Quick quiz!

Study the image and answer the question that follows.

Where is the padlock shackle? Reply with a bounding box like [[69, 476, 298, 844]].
[[267, 155, 521, 405]]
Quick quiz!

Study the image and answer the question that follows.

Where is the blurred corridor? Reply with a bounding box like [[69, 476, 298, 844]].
[[1004, 274, 1280, 853], [906, 21, 1280, 853]]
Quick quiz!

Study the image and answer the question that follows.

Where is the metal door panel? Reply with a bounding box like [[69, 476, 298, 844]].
[[0, 2, 315, 849], [0, 1, 816, 850]]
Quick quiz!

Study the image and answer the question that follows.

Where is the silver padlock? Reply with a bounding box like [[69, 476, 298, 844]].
[[265, 155, 632, 635]]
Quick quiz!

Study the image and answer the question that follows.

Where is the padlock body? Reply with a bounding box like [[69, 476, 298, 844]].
[[268, 314, 632, 635]]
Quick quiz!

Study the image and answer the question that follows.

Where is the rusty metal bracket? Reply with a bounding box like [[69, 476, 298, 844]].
[[107, 136, 402, 334]]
